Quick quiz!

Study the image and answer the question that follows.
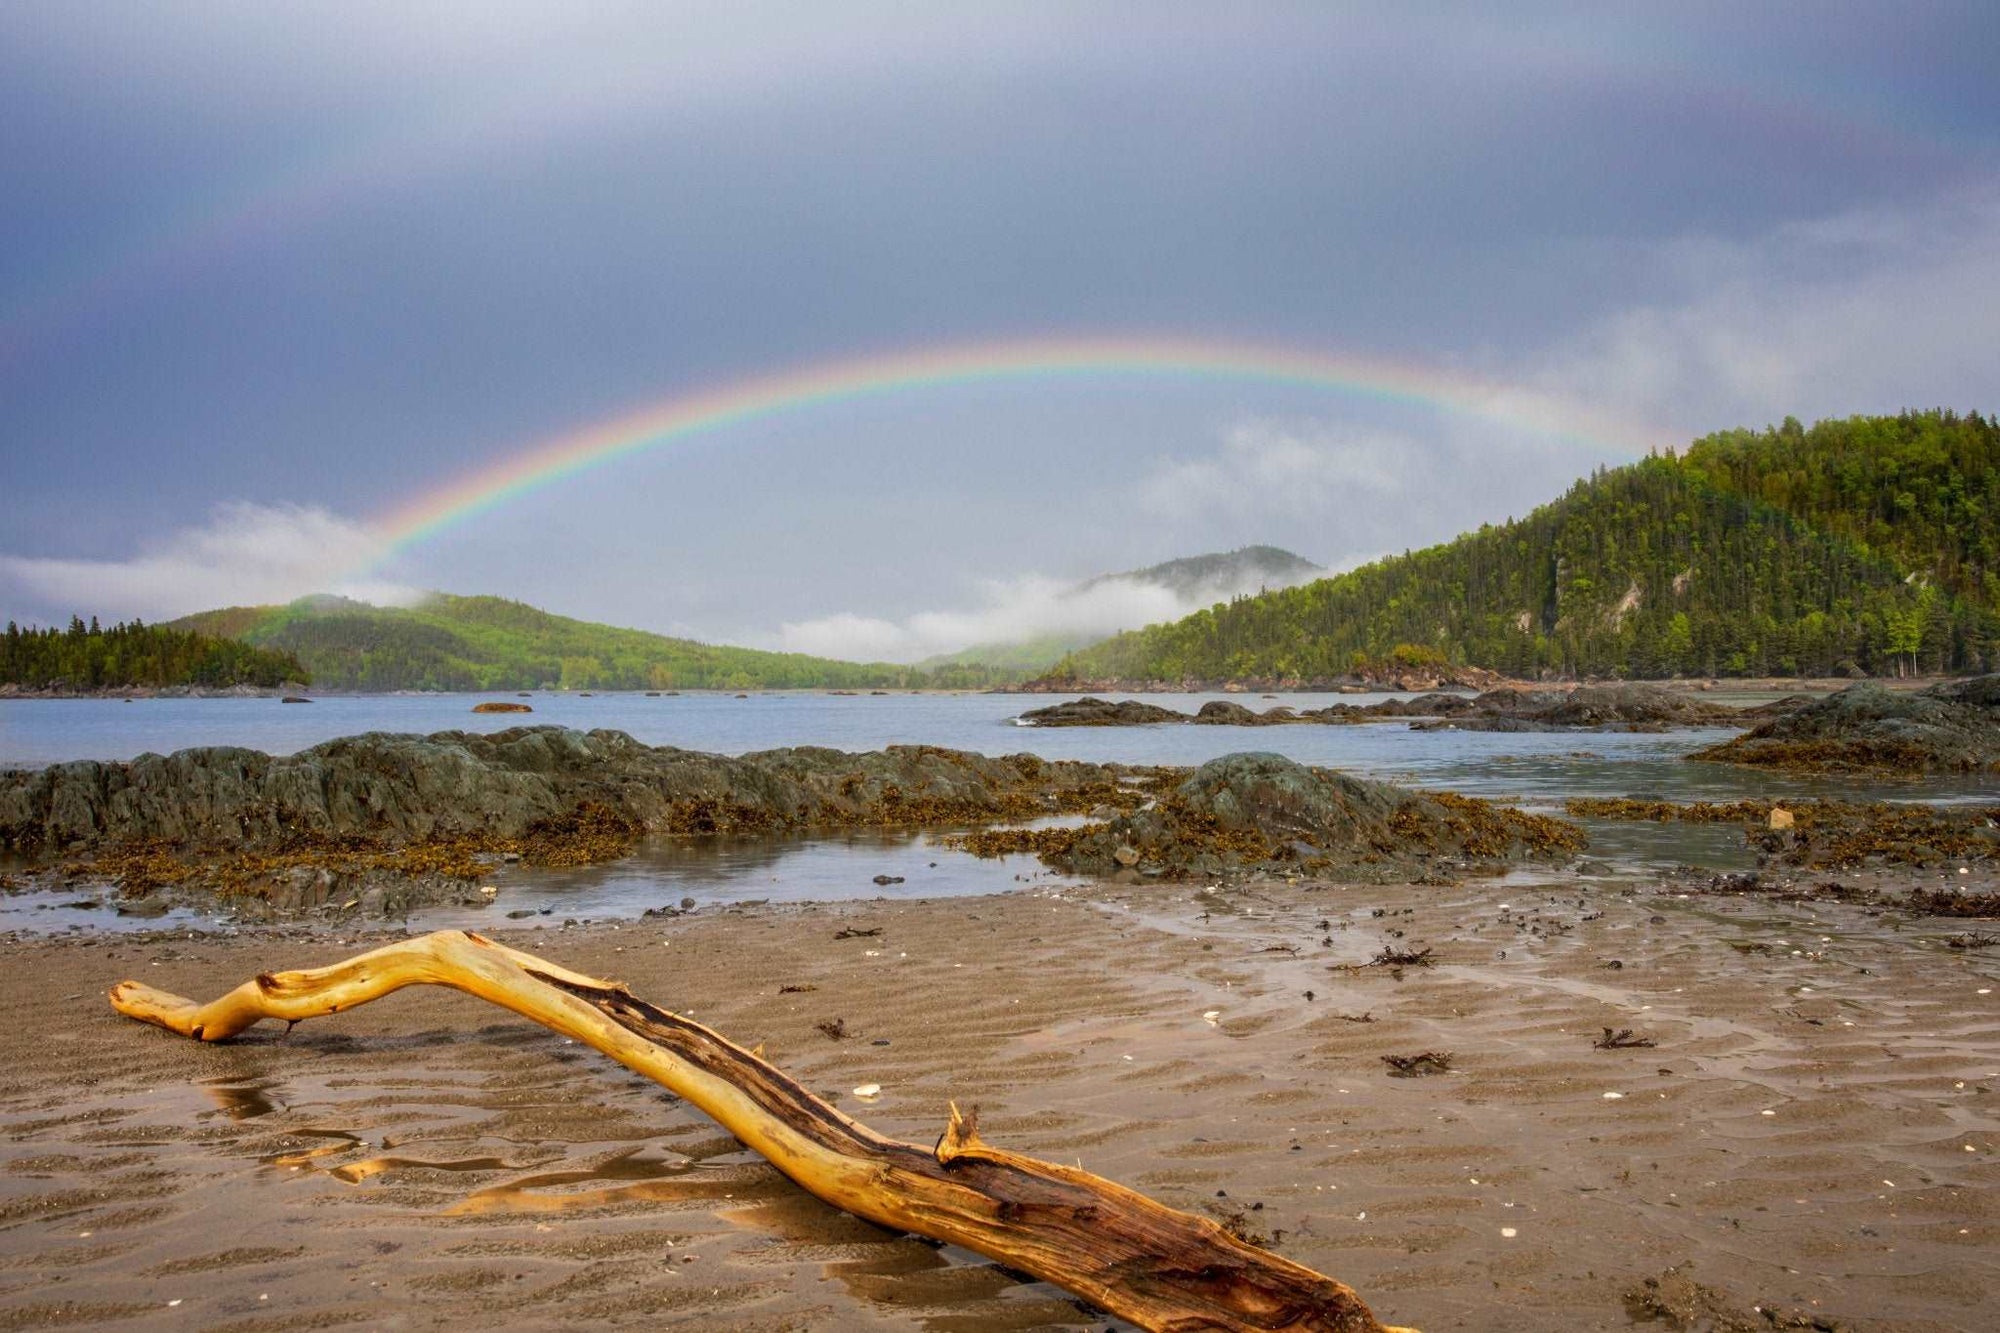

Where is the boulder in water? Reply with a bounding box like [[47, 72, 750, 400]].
[[1016, 697, 1187, 727]]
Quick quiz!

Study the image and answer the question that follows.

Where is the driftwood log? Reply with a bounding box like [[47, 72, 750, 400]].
[[110, 929, 1408, 1333]]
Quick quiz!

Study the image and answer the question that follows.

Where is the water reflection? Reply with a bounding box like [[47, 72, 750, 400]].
[[199, 1075, 287, 1121], [445, 1147, 784, 1215], [410, 825, 1083, 930]]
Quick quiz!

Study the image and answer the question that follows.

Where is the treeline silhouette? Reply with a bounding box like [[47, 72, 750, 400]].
[[1, 617, 308, 690]]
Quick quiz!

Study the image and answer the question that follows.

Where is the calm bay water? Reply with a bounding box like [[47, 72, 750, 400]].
[[4, 690, 1993, 932], [5, 688, 1991, 805]]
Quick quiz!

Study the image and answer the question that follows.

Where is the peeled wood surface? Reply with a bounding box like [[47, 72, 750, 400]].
[[110, 929, 1409, 1333]]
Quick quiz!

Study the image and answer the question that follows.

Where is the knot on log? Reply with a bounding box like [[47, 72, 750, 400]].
[[935, 1100, 988, 1166]]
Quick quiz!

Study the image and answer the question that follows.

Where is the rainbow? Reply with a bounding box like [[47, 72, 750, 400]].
[[365, 334, 1670, 566]]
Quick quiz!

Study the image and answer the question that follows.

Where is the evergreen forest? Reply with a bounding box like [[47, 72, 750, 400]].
[[1048, 411, 2000, 683], [0, 617, 308, 691]]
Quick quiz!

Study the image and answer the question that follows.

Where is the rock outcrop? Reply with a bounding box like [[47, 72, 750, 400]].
[[964, 752, 1587, 882], [1688, 677, 2000, 772], [0, 726, 1139, 857]]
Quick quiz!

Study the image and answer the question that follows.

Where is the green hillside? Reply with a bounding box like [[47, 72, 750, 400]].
[[1046, 411, 2000, 683], [916, 632, 1095, 675], [2, 617, 308, 691], [173, 593, 1001, 692]]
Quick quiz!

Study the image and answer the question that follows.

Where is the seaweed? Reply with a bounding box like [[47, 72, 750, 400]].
[[1594, 1027, 1657, 1049], [1907, 887, 2000, 918]]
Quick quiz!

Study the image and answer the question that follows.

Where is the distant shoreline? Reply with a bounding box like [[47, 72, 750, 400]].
[[0, 675, 1954, 701]]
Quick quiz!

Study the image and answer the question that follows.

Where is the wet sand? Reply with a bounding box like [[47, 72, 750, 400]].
[[0, 874, 1995, 1330]]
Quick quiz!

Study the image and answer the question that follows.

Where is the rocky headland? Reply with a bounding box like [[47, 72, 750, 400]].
[[1688, 676, 2000, 772]]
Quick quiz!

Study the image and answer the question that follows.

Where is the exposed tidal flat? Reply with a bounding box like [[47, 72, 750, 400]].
[[4, 875, 1998, 1329], [0, 691, 1995, 1330]]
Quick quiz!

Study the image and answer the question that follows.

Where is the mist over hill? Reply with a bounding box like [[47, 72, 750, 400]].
[[912, 545, 1324, 672]]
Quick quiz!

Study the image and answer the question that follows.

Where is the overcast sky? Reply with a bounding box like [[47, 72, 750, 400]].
[[2, 3, 1996, 658]]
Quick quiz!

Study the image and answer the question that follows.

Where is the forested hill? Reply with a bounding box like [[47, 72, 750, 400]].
[[173, 594, 984, 692], [1045, 411, 2000, 683], [1, 617, 308, 691]]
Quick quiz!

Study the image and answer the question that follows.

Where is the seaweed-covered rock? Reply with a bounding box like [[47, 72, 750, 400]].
[[1688, 677, 2000, 772], [1048, 752, 1585, 881], [0, 726, 1138, 856]]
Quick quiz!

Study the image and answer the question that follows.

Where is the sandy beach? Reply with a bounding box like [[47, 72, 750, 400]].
[[0, 867, 1992, 1331]]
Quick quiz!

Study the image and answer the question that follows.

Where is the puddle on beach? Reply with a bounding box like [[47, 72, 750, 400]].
[[406, 821, 1089, 931], [0, 885, 221, 935], [0, 821, 1089, 937]]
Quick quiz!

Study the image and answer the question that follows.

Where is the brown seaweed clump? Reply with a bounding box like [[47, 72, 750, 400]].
[[58, 800, 648, 914], [503, 800, 644, 866], [1567, 797, 1779, 824], [1573, 796, 2000, 871], [1625, 1264, 1842, 1331], [1906, 887, 2000, 918]]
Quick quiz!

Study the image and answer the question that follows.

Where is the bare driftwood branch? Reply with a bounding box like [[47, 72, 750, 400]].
[[110, 929, 1409, 1333]]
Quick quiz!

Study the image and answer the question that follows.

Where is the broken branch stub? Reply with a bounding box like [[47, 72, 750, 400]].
[[109, 929, 1409, 1333]]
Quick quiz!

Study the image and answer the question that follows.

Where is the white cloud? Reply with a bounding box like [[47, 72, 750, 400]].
[[1535, 182, 2000, 435], [0, 502, 424, 622], [777, 564, 1315, 664], [1137, 419, 1410, 523]]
